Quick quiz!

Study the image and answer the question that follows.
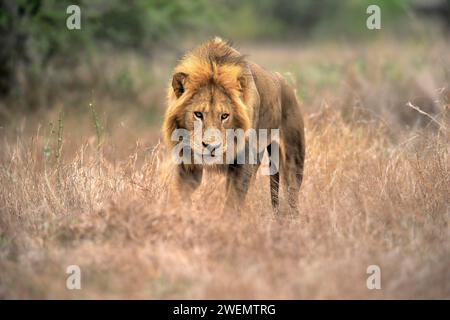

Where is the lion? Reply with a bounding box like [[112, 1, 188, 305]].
[[162, 37, 305, 215]]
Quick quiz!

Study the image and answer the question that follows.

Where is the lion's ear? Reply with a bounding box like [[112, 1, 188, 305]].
[[172, 72, 187, 98], [237, 75, 247, 93]]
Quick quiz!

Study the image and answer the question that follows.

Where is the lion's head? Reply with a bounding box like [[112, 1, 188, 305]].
[[162, 38, 257, 163]]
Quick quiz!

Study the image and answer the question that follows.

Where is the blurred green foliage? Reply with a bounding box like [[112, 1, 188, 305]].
[[1, 0, 417, 60]]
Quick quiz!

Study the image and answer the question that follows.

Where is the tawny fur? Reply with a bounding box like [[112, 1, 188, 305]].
[[162, 37, 305, 216]]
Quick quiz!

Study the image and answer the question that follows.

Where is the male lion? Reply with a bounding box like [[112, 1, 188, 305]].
[[162, 38, 305, 215]]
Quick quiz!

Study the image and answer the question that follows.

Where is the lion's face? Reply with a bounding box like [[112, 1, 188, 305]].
[[182, 85, 235, 160], [163, 41, 254, 165]]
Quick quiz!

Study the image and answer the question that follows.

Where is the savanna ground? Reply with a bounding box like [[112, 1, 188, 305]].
[[0, 38, 449, 299]]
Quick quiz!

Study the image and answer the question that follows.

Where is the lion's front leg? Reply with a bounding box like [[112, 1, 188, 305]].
[[168, 164, 203, 208], [224, 163, 255, 214]]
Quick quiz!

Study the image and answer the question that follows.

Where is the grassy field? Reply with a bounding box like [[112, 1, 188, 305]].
[[0, 38, 449, 299]]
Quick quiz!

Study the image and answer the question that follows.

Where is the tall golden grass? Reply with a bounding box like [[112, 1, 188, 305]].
[[0, 39, 449, 299]]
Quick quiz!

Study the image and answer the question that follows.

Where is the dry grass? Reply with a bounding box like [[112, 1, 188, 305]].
[[0, 39, 449, 299]]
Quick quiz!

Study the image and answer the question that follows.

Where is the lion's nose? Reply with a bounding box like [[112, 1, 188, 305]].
[[202, 141, 221, 152]]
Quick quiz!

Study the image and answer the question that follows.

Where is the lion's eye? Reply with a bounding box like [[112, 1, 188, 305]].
[[194, 112, 203, 120], [221, 113, 229, 120]]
